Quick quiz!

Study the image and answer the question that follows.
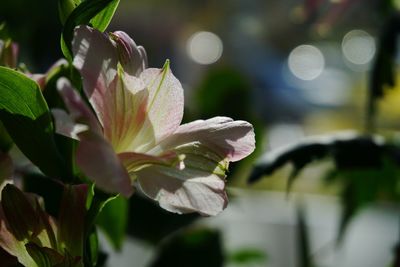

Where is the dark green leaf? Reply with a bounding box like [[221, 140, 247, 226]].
[[58, 184, 88, 258], [23, 173, 64, 218], [0, 152, 12, 185], [83, 188, 115, 266], [84, 227, 99, 267], [58, 0, 81, 25], [61, 0, 120, 60], [96, 194, 128, 250], [368, 13, 400, 130], [0, 121, 12, 152], [150, 228, 224, 267], [331, 158, 400, 242], [127, 194, 198, 244], [0, 67, 70, 179]]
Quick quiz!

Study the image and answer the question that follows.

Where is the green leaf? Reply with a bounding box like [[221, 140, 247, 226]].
[[26, 243, 64, 267], [58, 0, 81, 25], [61, 0, 120, 60], [0, 67, 69, 179], [90, 0, 120, 32], [96, 194, 128, 250], [84, 227, 99, 267], [83, 188, 115, 265], [229, 248, 266, 265]]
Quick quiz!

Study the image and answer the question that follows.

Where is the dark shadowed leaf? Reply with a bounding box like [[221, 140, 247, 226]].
[[149, 228, 224, 267], [25, 243, 64, 267], [0, 67, 70, 179], [23, 173, 64, 218], [127, 194, 198, 244], [0, 246, 19, 266], [58, 184, 88, 258], [0, 121, 12, 153]]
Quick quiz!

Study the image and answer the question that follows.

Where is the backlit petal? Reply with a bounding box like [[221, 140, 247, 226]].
[[72, 25, 118, 126], [101, 72, 152, 153], [152, 117, 255, 162], [52, 109, 88, 140], [136, 160, 227, 216], [76, 131, 133, 197], [56, 78, 102, 135], [136, 61, 184, 148]]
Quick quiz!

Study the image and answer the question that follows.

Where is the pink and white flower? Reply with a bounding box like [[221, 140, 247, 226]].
[[54, 25, 255, 216]]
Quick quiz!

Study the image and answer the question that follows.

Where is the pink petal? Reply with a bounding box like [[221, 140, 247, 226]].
[[110, 31, 147, 76], [51, 109, 88, 140], [76, 131, 133, 197], [153, 117, 255, 162], [136, 162, 227, 216], [72, 25, 119, 126], [56, 78, 102, 135], [0, 206, 35, 267], [137, 62, 184, 146], [102, 62, 184, 153]]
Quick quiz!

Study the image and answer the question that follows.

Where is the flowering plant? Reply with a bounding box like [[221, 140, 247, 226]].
[[0, 0, 254, 266]]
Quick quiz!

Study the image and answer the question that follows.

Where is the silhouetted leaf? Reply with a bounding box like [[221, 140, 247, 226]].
[[248, 132, 368, 187], [368, 13, 400, 129], [297, 206, 314, 267], [250, 131, 400, 242]]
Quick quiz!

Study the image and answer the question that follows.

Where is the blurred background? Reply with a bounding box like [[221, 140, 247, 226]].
[[1, 0, 400, 266]]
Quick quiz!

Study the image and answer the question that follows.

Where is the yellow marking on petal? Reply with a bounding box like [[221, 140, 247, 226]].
[[147, 59, 170, 112]]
